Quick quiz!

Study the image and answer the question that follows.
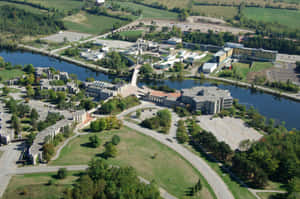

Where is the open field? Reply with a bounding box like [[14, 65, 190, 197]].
[[116, 1, 178, 19], [0, 69, 24, 82], [50, 127, 215, 198], [2, 171, 80, 199], [191, 5, 238, 19], [119, 30, 144, 38], [251, 62, 273, 72], [42, 31, 92, 43], [243, 7, 300, 29], [233, 62, 251, 81], [9, 0, 84, 11], [257, 192, 281, 199], [197, 116, 263, 150], [0, 1, 45, 14], [63, 12, 128, 35]]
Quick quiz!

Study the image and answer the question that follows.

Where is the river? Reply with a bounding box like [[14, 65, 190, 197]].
[[1, 50, 300, 130]]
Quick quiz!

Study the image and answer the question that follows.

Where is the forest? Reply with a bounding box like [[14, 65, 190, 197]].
[[0, 5, 65, 37]]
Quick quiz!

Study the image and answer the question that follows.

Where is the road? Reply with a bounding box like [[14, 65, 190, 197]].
[[0, 142, 24, 197], [117, 104, 234, 199]]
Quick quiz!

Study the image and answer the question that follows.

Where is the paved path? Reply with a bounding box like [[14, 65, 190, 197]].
[[117, 104, 234, 199], [249, 188, 287, 199], [13, 165, 176, 199], [0, 143, 24, 198]]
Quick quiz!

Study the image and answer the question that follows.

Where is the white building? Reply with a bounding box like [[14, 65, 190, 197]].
[[202, 63, 217, 73], [96, 0, 105, 5], [167, 37, 182, 45]]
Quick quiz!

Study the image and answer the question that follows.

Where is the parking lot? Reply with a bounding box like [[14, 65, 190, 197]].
[[197, 116, 262, 150], [267, 62, 300, 86], [42, 31, 92, 43]]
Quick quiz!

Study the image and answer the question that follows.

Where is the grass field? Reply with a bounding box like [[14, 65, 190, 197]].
[[119, 30, 144, 38], [2, 171, 81, 199], [11, 0, 84, 11], [0, 69, 24, 82], [0, 1, 46, 14], [243, 7, 300, 29], [191, 5, 238, 19], [63, 12, 128, 35], [50, 127, 216, 198], [257, 192, 281, 199], [116, 1, 178, 19], [232, 62, 251, 81], [250, 62, 273, 72]]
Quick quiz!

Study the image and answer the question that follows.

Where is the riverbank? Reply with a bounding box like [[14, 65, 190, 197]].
[[204, 75, 300, 102], [13, 44, 300, 103]]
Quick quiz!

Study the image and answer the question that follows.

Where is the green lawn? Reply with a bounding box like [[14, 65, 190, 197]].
[[185, 145, 257, 199], [243, 7, 300, 29], [250, 62, 273, 72], [2, 171, 81, 199], [232, 62, 251, 81], [50, 127, 216, 199], [257, 192, 282, 199], [63, 12, 128, 35], [119, 30, 144, 38], [116, 1, 178, 19], [0, 69, 24, 82]]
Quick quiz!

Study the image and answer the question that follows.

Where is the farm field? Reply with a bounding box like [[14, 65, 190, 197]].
[[2, 172, 80, 199], [0, 1, 45, 14], [116, 1, 178, 19], [63, 12, 128, 35], [243, 7, 300, 29], [50, 127, 216, 199], [191, 5, 238, 19], [9, 0, 84, 11]]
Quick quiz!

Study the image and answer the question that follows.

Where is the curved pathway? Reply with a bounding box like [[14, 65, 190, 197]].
[[117, 103, 234, 199]]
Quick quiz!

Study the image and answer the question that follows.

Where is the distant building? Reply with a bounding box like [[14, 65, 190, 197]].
[[225, 42, 277, 62], [96, 0, 105, 5], [143, 90, 181, 107], [85, 81, 121, 100], [214, 48, 233, 64], [167, 37, 182, 45], [202, 63, 217, 73], [180, 86, 233, 114]]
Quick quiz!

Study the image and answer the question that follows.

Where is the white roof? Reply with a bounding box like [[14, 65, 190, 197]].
[[203, 63, 217, 70], [96, 0, 105, 3]]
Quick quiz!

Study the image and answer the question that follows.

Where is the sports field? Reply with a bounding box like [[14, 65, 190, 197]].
[[243, 7, 300, 29]]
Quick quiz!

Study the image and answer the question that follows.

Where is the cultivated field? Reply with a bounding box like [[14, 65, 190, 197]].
[[243, 7, 300, 29], [191, 5, 238, 19], [197, 116, 262, 150], [0, 1, 45, 14], [63, 12, 128, 35], [116, 1, 178, 19], [50, 127, 215, 198], [10, 0, 84, 11]]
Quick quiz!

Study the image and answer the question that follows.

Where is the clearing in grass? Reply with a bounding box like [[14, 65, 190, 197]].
[[50, 127, 216, 199], [0, 69, 24, 82]]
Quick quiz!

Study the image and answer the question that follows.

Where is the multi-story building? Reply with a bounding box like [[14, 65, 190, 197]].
[[85, 81, 121, 100], [180, 86, 233, 114]]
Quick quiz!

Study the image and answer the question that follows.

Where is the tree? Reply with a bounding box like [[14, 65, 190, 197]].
[[30, 108, 39, 121], [11, 114, 21, 135], [136, 110, 141, 118], [2, 86, 9, 96], [43, 143, 55, 162], [296, 61, 300, 73], [178, 10, 189, 21], [111, 135, 120, 145], [176, 120, 189, 143], [26, 132, 36, 146], [26, 85, 35, 97], [104, 142, 117, 158], [89, 135, 101, 148], [57, 168, 68, 179]]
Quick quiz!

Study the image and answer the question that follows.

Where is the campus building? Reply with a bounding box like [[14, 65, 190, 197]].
[[180, 86, 233, 114], [225, 42, 277, 62]]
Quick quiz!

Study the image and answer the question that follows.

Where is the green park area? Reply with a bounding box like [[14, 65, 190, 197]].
[[50, 127, 216, 198], [243, 7, 300, 29], [9, 0, 84, 11], [116, 1, 178, 19], [63, 12, 127, 35], [119, 30, 144, 38], [2, 171, 81, 199], [0, 1, 45, 14], [0, 69, 24, 82]]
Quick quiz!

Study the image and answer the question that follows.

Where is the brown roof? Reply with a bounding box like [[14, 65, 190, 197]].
[[150, 90, 181, 98]]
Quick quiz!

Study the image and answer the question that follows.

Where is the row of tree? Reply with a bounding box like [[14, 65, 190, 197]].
[[141, 109, 172, 134], [98, 96, 140, 115], [90, 116, 122, 132]]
